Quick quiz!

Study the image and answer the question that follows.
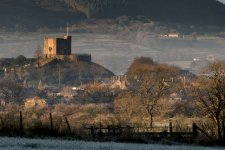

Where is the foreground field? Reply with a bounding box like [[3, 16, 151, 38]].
[[0, 137, 222, 150]]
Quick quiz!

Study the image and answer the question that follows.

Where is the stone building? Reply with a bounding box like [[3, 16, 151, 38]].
[[43, 31, 92, 62], [44, 35, 71, 58], [111, 75, 129, 90], [24, 96, 47, 109]]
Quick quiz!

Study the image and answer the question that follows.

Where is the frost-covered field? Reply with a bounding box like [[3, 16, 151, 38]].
[[0, 137, 223, 150]]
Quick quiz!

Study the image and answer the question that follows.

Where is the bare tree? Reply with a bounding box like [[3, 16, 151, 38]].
[[128, 57, 179, 128], [114, 92, 147, 125], [194, 61, 225, 142], [84, 83, 115, 103]]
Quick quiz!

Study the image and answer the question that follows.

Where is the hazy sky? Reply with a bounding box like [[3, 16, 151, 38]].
[[219, 0, 225, 4]]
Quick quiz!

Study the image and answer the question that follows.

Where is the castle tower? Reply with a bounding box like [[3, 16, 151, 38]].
[[44, 24, 72, 58]]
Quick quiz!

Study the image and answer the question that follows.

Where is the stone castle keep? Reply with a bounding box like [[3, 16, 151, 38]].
[[43, 32, 91, 62], [44, 35, 71, 58]]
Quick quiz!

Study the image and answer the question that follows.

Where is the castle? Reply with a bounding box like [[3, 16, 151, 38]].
[[43, 26, 91, 62], [44, 35, 72, 58]]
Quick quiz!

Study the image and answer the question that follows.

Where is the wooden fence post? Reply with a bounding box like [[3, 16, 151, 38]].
[[98, 123, 103, 135], [169, 122, 173, 133], [222, 112, 225, 141], [65, 117, 72, 136], [90, 125, 95, 136], [0, 117, 4, 131], [192, 123, 214, 142], [49, 112, 53, 133], [192, 123, 198, 137], [20, 111, 23, 135]]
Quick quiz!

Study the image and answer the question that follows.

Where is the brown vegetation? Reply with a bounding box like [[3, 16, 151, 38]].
[[0, 57, 224, 145], [127, 57, 180, 128], [194, 61, 225, 142]]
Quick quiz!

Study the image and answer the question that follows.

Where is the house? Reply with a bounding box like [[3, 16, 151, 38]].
[[0, 100, 6, 111], [161, 33, 180, 38], [60, 86, 78, 98], [24, 96, 47, 109], [111, 75, 129, 90]]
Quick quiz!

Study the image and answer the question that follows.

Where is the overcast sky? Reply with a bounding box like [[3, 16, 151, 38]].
[[218, 0, 225, 4]]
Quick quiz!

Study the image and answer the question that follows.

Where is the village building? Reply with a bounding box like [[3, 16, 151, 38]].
[[111, 75, 129, 90], [160, 33, 180, 38], [0, 100, 6, 111], [37, 79, 45, 90], [60, 86, 78, 98], [24, 96, 47, 109]]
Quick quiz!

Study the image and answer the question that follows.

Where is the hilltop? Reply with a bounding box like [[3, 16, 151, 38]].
[[0, 57, 114, 86], [1, 0, 225, 32], [25, 59, 114, 86]]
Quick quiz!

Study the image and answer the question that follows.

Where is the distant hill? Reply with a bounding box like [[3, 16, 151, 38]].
[[0, 0, 85, 31], [64, 0, 225, 26], [1, 0, 225, 31]]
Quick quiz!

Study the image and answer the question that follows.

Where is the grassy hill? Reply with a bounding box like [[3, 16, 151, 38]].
[[0, 57, 114, 86], [26, 59, 114, 86]]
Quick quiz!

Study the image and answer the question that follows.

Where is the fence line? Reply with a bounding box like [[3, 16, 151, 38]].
[[0, 111, 205, 140]]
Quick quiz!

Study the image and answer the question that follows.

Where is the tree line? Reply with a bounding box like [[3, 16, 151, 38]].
[[0, 55, 224, 144], [125, 57, 225, 143]]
